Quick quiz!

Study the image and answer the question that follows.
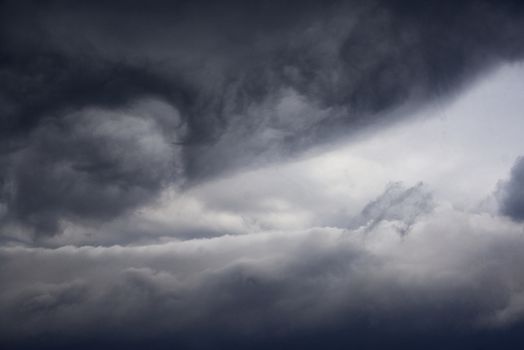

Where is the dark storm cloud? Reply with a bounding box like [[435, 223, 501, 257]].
[[0, 100, 187, 235], [1, 0, 524, 234], [0, 52, 193, 140], [498, 157, 524, 221], [2, 2, 524, 348]]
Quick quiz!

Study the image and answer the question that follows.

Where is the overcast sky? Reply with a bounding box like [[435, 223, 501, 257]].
[[2, 1, 524, 349]]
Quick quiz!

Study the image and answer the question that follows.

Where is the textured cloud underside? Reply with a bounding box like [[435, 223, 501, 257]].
[[2, 1, 524, 349]]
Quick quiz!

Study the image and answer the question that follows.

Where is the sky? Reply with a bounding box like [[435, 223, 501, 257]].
[[1, 1, 524, 349]]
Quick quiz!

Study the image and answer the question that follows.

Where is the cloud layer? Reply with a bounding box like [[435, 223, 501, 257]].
[[2, 1, 524, 349], [1, 203, 524, 349], [2, 0, 524, 235]]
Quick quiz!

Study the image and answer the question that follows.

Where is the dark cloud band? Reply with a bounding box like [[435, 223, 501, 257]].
[[2, 0, 524, 235]]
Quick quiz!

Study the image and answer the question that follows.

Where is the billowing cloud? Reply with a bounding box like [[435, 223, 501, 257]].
[[1, 204, 524, 349], [2, 1, 524, 349], [2, 0, 524, 235], [0, 99, 185, 236]]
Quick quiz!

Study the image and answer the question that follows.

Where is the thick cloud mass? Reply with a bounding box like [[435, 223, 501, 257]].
[[1, 206, 524, 349], [2, 1, 524, 349], [1, 100, 185, 235], [2, 0, 524, 234]]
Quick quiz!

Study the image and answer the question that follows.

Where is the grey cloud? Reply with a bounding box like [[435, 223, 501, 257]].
[[497, 157, 524, 221], [0, 99, 185, 236], [351, 182, 434, 234], [15, 280, 88, 316], [2, 2, 524, 348], [2, 0, 524, 237], [0, 51, 193, 142], [1, 211, 524, 348]]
